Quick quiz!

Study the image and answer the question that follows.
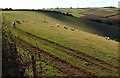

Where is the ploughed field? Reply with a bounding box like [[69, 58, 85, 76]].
[[2, 11, 119, 76]]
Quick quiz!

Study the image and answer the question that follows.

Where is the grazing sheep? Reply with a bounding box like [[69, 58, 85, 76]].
[[16, 20, 21, 24], [57, 24, 59, 27], [63, 26, 67, 29], [71, 28, 75, 31], [12, 22, 16, 26], [33, 22, 35, 24], [76, 30, 79, 31], [96, 34, 99, 36], [106, 37, 110, 40], [51, 25, 53, 27], [107, 37, 110, 40]]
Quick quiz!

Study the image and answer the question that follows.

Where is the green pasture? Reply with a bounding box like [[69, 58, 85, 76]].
[[2, 11, 119, 76], [12, 27, 118, 76]]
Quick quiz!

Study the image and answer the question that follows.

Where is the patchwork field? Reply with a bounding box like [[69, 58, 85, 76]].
[[84, 11, 116, 17], [48, 8, 119, 26], [2, 10, 119, 77]]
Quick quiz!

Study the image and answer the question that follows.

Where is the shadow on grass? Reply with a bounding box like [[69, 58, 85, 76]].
[[35, 11, 119, 42]]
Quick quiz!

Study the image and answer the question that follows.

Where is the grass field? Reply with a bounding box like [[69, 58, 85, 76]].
[[2, 10, 119, 76]]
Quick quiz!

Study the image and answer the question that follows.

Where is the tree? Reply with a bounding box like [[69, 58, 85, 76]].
[[9, 8, 12, 10], [70, 7, 72, 9], [5, 8, 9, 11]]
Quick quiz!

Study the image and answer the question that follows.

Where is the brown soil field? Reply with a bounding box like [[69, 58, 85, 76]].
[[84, 11, 117, 17], [79, 15, 101, 20], [101, 17, 119, 25], [80, 15, 119, 25]]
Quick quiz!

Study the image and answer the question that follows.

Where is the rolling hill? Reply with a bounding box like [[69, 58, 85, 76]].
[[2, 10, 119, 76]]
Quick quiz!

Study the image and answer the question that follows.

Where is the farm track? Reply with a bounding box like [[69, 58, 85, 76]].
[[15, 27, 119, 71], [17, 37, 98, 77]]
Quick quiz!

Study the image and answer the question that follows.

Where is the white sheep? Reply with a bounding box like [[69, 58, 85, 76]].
[[12, 22, 16, 26], [76, 30, 79, 31], [106, 37, 110, 40], [51, 25, 53, 27], [63, 26, 67, 29], [57, 24, 59, 27]]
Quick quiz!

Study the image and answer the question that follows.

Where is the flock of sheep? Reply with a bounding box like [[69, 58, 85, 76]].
[[12, 19, 110, 40], [51, 24, 79, 32], [13, 19, 79, 32]]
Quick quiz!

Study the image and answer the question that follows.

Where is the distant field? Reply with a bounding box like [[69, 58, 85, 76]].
[[2, 11, 119, 76], [84, 11, 117, 17], [47, 8, 119, 26], [47, 8, 118, 17], [47, 8, 89, 17]]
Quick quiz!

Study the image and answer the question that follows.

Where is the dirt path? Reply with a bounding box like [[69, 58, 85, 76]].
[[15, 28, 119, 71], [17, 37, 98, 77]]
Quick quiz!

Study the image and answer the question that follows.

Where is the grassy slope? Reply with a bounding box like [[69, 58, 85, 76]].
[[12, 28, 118, 76], [47, 8, 118, 41], [2, 11, 118, 67], [39, 11, 118, 41]]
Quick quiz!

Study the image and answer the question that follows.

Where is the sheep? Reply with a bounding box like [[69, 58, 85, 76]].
[[76, 30, 79, 31], [51, 25, 53, 27], [71, 28, 75, 31], [96, 34, 99, 36], [107, 37, 110, 40], [12, 21, 16, 26], [105, 37, 110, 40], [63, 26, 67, 29], [16, 20, 21, 24], [57, 24, 59, 27], [33, 22, 35, 24]]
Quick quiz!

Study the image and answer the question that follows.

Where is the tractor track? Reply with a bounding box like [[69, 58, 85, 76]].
[[15, 28, 119, 71], [17, 37, 98, 77]]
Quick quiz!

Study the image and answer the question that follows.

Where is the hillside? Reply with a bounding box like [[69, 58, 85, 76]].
[[2, 11, 119, 76], [47, 8, 118, 17], [47, 8, 119, 26]]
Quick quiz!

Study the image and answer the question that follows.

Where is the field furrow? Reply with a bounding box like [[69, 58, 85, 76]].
[[17, 37, 98, 77], [15, 27, 119, 71]]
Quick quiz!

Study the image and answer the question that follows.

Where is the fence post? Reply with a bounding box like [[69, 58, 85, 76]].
[[32, 55, 36, 78]]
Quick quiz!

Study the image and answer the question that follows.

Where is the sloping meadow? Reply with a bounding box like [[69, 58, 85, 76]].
[[2, 11, 119, 76]]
